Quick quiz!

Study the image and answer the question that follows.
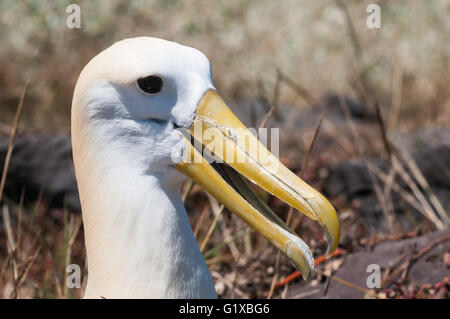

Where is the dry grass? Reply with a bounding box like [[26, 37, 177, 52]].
[[1, 0, 449, 129], [0, 0, 449, 298]]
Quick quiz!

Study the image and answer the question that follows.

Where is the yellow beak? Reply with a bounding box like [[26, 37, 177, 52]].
[[176, 90, 340, 279]]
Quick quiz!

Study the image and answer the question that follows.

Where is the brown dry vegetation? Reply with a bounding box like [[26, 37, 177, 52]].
[[0, 0, 449, 298]]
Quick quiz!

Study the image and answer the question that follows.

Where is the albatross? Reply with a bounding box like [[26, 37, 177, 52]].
[[71, 37, 340, 298]]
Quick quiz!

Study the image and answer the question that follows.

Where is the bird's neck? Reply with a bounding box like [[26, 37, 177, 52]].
[[75, 156, 216, 298]]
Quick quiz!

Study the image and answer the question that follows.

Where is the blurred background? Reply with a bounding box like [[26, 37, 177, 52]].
[[0, 0, 449, 298]]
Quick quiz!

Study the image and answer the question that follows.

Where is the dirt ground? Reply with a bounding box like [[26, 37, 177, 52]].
[[286, 229, 450, 298]]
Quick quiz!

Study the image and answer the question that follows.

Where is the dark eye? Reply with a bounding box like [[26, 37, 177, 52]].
[[137, 75, 163, 94]]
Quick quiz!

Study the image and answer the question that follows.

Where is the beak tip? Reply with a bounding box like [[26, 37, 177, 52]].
[[285, 238, 314, 279], [302, 274, 310, 280]]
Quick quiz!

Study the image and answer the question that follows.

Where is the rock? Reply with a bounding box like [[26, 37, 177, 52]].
[[321, 94, 374, 120], [287, 229, 450, 299], [0, 134, 80, 212], [323, 145, 450, 231]]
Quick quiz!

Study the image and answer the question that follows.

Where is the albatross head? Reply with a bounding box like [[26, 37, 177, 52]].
[[72, 37, 213, 181], [71, 37, 339, 298]]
